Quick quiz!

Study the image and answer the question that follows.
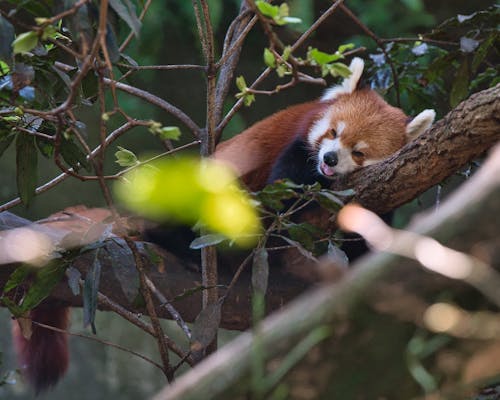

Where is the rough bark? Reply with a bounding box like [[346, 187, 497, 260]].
[[331, 83, 500, 214]]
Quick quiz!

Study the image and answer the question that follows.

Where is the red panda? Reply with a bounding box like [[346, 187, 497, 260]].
[[215, 57, 436, 191]]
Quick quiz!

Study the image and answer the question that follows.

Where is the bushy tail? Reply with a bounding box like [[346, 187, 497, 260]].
[[12, 306, 70, 393]]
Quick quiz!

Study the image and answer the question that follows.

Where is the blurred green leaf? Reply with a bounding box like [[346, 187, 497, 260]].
[[12, 31, 39, 54], [115, 157, 261, 245]]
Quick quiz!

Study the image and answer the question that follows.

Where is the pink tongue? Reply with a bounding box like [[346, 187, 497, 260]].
[[321, 162, 335, 176]]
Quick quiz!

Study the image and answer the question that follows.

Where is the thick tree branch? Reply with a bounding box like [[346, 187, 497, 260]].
[[1, 85, 499, 333], [331, 83, 500, 214]]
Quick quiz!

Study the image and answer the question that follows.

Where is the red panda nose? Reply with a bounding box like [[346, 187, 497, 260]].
[[323, 151, 338, 167]]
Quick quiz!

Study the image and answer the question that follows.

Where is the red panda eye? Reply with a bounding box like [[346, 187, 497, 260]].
[[330, 129, 337, 138], [352, 150, 364, 158]]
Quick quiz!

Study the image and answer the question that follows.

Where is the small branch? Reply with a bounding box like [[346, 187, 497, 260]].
[[380, 37, 459, 46], [340, 4, 401, 106], [31, 320, 164, 372], [119, 0, 153, 52], [117, 63, 206, 71], [96, 291, 194, 365], [103, 78, 201, 138], [125, 237, 174, 381], [144, 276, 192, 340], [0, 120, 142, 212]]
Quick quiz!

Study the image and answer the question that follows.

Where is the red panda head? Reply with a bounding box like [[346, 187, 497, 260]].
[[307, 58, 436, 177]]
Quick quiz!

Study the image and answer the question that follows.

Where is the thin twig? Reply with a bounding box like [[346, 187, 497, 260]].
[[119, 0, 153, 52], [144, 276, 192, 340], [340, 4, 401, 106], [96, 291, 194, 365], [102, 78, 200, 138], [217, 0, 345, 134], [31, 320, 164, 371], [125, 237, 174, 381]]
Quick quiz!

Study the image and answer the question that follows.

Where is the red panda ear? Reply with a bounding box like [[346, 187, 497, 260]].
[[406, 109, 436, 138], [321, 57, 364, 101]]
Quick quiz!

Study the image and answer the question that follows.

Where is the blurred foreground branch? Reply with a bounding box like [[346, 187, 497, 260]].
[[152, 143, 500, 400]]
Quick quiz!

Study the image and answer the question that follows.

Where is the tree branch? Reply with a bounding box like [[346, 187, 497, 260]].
[[330, 83, 500, 214]]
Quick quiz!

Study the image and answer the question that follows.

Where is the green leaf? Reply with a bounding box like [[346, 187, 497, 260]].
[[157, 126, 181, 141], [105, 24, 121, 63], [190, 300, 222, 358], [278, 235, 317, 262], [60, 138, 90, 171], [236, 75, 248, 91], [35, 137, 54, 158], [255, 1, 279, 18], [109, 0, 142, 37], [286, 223, 317, 251], [41, 25, 58, 41], [329, 62, 351, 78], [251, 247, 269, 296], [244, 92, 255, 107], [0, 16, 15, 61], [115, 146, 138, 167], [307, 48, 340, 65], [263, 48, 276, 69], [16, 133, 38, 206], [20, 263, 67, 312], [450, 59, 469, 107], [315, 190, 345, 211], [83, 252, 101, 333], [190, 233, 227, 249], [338, 43, 355, 53], [2, 266, 31, 294], [12, 31, 39, 55], [472, 32, 498, 73]]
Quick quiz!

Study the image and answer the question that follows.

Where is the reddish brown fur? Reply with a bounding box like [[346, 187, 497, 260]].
[[215, 101, 331, 190], [335, 90, 408, 158], [12, 306, 70, 393], [215, 89, 410, 190]]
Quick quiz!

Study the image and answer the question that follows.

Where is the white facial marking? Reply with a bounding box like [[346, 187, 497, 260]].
[[337, 121, 346, 137], [353, 141, 369, 151], [316, 137, 357, 176], [307, 109, 333, 146], [321, 57, 364, 101]]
